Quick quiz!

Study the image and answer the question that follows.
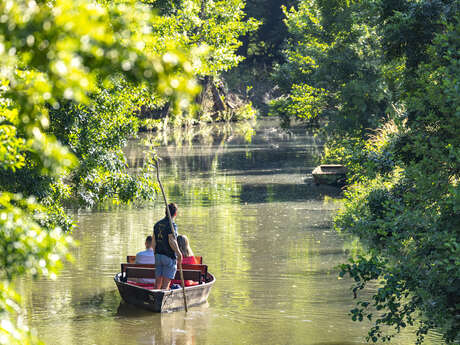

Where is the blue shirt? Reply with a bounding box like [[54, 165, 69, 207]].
[[135, 248, 155, 284], [135, 248, 155, 264]]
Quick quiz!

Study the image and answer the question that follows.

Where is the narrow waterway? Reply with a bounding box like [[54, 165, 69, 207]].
[[18, 120, 441, 345]]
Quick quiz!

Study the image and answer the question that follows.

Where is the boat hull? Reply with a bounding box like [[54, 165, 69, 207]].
[[114, 272, 215, 312], [312, 164, 346, 186]]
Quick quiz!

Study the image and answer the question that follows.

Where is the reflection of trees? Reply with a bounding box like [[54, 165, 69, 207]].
[[126, 121, 257, 161], [219, 202, 349, 343], [163, 176, 241, 207], [145, 121, 257, 148], [124, 120, 264, 170]]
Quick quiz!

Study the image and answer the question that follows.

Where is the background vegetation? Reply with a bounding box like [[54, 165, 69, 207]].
[[269, 0, 459, 343]]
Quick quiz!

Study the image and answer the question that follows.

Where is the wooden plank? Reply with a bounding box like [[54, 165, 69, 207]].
[[127, 255, 202, 264], [121, 263, 207, 277], [126, 267, 155, 278], [126, 267, 202, 282]]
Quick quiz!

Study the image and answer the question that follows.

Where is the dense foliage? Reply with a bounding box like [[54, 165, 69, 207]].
[[336, 5, 460, 342], [273, 0, 459, 343], [141, 0, 259, 125], [47, 79, 161, 208], [271, 0, 387, 130], [0, 0, 196, 343], [238, 0, 296, 63]]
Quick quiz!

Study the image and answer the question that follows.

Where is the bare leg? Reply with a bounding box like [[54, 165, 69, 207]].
[[161, 278, 171, 290], [155, 276, 164, 290]]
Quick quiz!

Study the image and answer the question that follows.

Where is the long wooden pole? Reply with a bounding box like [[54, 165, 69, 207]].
[[154, 158, 188, 312]]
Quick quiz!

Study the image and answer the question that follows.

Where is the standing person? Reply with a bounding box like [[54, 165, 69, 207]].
[[152, 203, 182, 290]]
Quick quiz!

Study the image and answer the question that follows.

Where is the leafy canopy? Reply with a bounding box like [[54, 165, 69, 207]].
[[0, 0, 196, 343]]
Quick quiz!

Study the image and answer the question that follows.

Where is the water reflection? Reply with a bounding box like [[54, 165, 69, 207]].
[[18, 120, 441, 345], [116, 303, 210, 345]]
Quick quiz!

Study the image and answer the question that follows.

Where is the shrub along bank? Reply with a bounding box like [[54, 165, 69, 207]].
[[271, 0, 460, 343]]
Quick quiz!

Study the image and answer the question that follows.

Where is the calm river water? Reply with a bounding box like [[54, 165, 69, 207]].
[[18, 120, 441, 345]]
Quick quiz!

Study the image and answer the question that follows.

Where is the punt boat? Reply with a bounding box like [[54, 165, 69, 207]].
[[114, 256, 215, 312], [311, 164, 347, 186]]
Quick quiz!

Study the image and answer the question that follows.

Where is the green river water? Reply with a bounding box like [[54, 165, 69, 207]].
[[18, 120, 442, 345]]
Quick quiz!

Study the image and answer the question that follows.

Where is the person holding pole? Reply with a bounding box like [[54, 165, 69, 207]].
[[152, 203, 183, 290], [153, 156, 188, 310]]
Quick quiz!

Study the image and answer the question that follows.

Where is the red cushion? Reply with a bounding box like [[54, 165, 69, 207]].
[[127, 281, 155, 289]]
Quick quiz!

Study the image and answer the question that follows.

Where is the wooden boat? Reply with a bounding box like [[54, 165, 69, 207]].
[[114, 259, 215, 313], [311, 164, 347, 186]]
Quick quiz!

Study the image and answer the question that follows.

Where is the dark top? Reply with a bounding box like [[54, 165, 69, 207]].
[[153, 217, 178, 260]]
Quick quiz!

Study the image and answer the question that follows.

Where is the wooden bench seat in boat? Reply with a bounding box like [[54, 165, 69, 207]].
[[127, 255, 202, 264], [122, 263, 207, 277], [125, 267, 202, 283], [121, 263, 208, 284]]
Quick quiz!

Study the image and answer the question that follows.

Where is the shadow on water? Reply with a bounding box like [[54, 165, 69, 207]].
[[238, 183, 342, 204], [128, 146, 316, 177], [178, 146, 314, 171], [117, 302, 154, 318], [70, 290, 121, 321], [116, 301, 212, 345]]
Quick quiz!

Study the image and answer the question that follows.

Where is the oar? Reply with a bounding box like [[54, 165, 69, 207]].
[[153, 157, 188, 312]]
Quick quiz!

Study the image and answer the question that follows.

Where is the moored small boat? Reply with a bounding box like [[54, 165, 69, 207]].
[[311, 164, 347, 186], [114, 262, 215, 313]]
